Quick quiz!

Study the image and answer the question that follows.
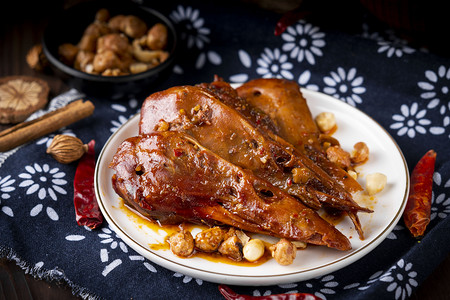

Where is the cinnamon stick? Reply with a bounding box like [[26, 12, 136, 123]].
[[0, 99, 94, 152]]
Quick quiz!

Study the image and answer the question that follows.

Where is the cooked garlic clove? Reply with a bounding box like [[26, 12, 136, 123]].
[[366, 172, 387, 196], [243, 239, 265, 262], [315, 112, 336, 133]]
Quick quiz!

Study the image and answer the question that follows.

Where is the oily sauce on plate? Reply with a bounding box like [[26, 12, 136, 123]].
[[115, 198, 273, 266]]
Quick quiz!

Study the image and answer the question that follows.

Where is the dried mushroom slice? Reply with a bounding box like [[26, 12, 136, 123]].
[[0, 76, 49, 124]]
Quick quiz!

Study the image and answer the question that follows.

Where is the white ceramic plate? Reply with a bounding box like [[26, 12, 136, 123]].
[[94, 88, 409, 286]]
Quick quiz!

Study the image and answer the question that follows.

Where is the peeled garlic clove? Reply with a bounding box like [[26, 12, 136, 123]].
[[243, 239, 265, 262], [315, 112, 336, 133], [366, 172, 387, 196], [46, 134, 88, 164]]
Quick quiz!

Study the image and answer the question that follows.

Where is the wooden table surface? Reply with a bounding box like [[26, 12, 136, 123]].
[[1, 1, 449, 299]]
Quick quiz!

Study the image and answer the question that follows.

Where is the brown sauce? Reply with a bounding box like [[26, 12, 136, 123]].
[[115, 198, 274, 266], [195, 247, 272, 267], [320, 210, 346, 226]]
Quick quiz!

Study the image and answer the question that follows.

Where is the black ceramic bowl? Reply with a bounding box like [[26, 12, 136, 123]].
[[42, 0, 177, 99]]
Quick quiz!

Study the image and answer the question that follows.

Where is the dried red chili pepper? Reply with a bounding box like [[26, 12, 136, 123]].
[[73, 139, 103, 229], [403, 149, 436, 237], [274, 10, 309, 36], [219, 285, 321, 300]]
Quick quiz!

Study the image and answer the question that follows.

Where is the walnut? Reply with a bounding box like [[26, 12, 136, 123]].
[[270, 238, 296, 265], [195, 227, 225, 252], [74, 50, 95, 72], [146, 23, 168, 50], [218, 235, 243, 261], [108, 15, 147, 38], [58, 10, 171, 76], [351, 142, 369, 164], [83, 22, 111, 38], [97, 33, 130, 56], [93, 50, 121, 73], [95, 8, 110, 22], [108, 15, 127, 32], [326, 145, 351, 170], [122, 15, 147, 38], [26, 44, 49, 71], [58, 43, 79, 66], [78, 34, 97, 52], [132, 39, 167, 64], [102, 68, 128, 76], [168, 229, 194, 257], [129, 62, 149, 74]]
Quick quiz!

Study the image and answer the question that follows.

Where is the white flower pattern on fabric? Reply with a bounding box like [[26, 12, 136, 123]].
[[252, 289, 272, 297], [111, 98, 139, 113], [256, 48, 293, 79], [169, 6, 221, 71], [431, 192, 450, 220], [379, 259, 418, 300], [65, 225, 158, 277], [110, 99, 139, 133], [281, 21, 325, 65], [195, 50, 221, 70], [376, 30, 415, 58], [390, 102, 431, 138], [0, 90, 83, 166], [173, 272, 203, 285], [303, 274, 339, 299], [0, 175, 15, 217], [252, 284, 299, 297], [110, 115, 131, 133], [322, 67, 365, 106], [417, 65, 450, 137], [360, 23, 381, 41], [298, 70, 319, 91], [170, 6, 210, 49], [418, 65, 450, 110], [36, 129, 76, 148], [430, 172, 450, 220], [0, 148, 20, 168], [18, 163, 67, 221], [99, 226, 129, 253], [343, 270, 392, 291], [386, 224, 405, 240], [229, 49, 252, 83]]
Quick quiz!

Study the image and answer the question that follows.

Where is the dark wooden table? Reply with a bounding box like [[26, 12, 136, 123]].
[[1, 1, 449, 299]]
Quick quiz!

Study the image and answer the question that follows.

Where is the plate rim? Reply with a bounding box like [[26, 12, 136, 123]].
[[94, 88, 410, 285]]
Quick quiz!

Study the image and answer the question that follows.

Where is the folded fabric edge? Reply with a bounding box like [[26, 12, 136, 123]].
[[0, 244, 102, 300]]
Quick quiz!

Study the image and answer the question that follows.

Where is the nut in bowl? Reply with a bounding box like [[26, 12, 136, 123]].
[[42, 0, 177, 99]]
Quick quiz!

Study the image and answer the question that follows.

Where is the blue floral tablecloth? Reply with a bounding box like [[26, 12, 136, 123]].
[[1, 1, 450, 299]]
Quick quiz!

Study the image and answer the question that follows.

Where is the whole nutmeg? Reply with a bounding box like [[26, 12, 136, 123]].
[[46, 135, 88, 164]]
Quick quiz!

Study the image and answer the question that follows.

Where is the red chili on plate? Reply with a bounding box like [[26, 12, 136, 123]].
[[403, 149, 436, 238], [73, 139, 103, 229]]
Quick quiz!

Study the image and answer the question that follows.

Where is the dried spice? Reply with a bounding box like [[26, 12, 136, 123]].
[[0, 99, 94, 152], [0, 76, 49, 124], [47, 135, 88, 164], [219, 285, 321, 300], [73, 140, 103, 229], [403, 150, 436, 237]]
